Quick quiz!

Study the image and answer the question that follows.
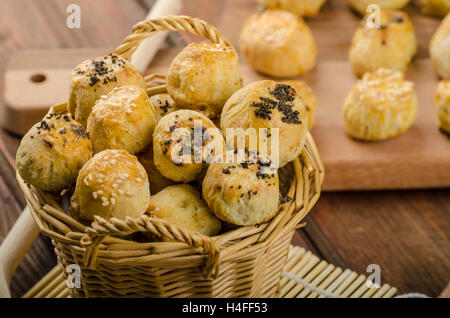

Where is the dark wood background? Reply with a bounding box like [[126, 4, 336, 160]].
[[0, 0, 448, 297]]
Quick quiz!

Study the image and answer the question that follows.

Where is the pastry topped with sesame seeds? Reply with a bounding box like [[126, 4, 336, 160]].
[[87, 85, 157, 154], [153, 109, 225, 183], [147, 184, 221, 236], [16, 110, 92, 192], [70, 149, 150, 223], [167, 42, 242, 120], [221, 80, 308, 168], [343, 68, 418, 141], [349, 10, 417, 78], [68, 54, 146, 126], [202, 159, 279, 226]]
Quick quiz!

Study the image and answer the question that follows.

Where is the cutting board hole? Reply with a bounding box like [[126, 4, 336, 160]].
[[30, 73, 46, 83]]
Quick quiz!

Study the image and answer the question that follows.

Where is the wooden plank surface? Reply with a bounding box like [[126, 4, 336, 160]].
[[0, 0, 448, 298], [189, 0, 449, 191]]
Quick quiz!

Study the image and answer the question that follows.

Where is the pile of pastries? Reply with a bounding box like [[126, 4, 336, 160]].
[[240, 0, 450, 140], [16, 41, 312, 237]]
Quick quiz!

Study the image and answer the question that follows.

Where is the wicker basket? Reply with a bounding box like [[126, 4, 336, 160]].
[[16, 15, 324, 298]]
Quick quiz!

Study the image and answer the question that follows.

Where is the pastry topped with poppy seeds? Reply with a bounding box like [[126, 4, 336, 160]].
[[349, 10, 417, 78], [68, 54, 146, 126], [16, 111, 92, 192]]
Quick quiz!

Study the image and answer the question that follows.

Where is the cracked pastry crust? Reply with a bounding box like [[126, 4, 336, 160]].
[[259, 0, 326, 17], [68, 54, 146, 126], [87, 85, 157, 155], [430, 14, 450, 79], [70, 149, 150, 223], [147, 184, 221, 236], [349, 10, 417, 78], [167, 42, 242, 120], [435, 80, 450, 133], [153, 110, 225, 183], [16, 111, 92, 192], [240, 9, 317, 78], [202, 161, 279, 226], [343, 69, 418, 141], [220, 80, 308, 168], [347, 0, 411, 15]]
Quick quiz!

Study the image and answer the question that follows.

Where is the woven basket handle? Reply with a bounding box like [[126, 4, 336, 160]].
[[81, 215, 220, 278], [113, 15, 233, 61]]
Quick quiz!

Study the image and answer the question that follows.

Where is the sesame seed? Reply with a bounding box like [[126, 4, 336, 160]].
[[97, 190, 103, 195], [118, 189, 125, 195], [136, 177, 143, 182], [92, 192, 98, 199], [111, 197, 116, 205], [112, 183, 118, 189]]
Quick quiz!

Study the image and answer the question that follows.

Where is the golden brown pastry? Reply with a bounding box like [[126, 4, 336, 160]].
[[430, 14, 450, 79], [202, 161, 279, 226], [68, 54, 146, 126], [283, 80, 317, 129], [70, 150, 150, 223], [343, 69, 418, 141], [87, 85, 157, 154], [16, 111, 92, 192], [221, 80, 308, 168], [167, 42, 242, 119], [259, 0, 326, 17], [147, 184, 221, 236], [137, 145, 174, 195], [349, 10, 417, 78], [149, 93, 177, 122], [419, 0, 450, 17], [153, 110, 225, 183], [347, 0, 411, 15], [435, 80, 450, 133], [240, 9, 317, 78]]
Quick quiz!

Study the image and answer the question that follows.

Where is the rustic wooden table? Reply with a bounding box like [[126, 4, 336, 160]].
[[0, 0, 448, 297]]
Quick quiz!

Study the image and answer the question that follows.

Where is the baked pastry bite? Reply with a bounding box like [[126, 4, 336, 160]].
[[259, 0, 326, 17], [349, 10, 417, 78], [147, 184, 221, 236], [221, 80, 308, 168], [167, 42, 242, 120], [137, 145, 174, 195], [419, 0, 450, 17], [87, 85, 157, 154], [70, 150, 150, 223], [153, 110, 225, 183], [149, 93, 177, 122], [435, 80, 450, 134], [16, 111, 92, 192], [68, 54, 146, 126], [202, 160, 279, 226], [430, 14, 450, 79], [283, 80, 317, 129], [240, 9, 317, 78], [343, 69, 418, 141], [347, 0, 410, 15]]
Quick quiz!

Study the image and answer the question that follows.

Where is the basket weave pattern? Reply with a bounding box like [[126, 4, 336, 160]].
[[17, 16, 324, 298]]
